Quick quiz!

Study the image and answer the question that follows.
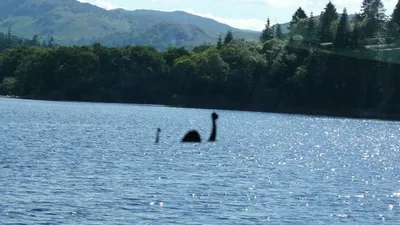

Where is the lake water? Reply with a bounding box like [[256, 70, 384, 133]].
[[1, 98, 400, 224]]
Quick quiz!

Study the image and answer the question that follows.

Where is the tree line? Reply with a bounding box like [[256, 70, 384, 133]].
[[1, 0, 400, 119], [219, 0, 400, 52], [0, 28, 57, 52]]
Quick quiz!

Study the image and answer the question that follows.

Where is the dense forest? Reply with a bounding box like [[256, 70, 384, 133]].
[[1, 0, 400, 119]]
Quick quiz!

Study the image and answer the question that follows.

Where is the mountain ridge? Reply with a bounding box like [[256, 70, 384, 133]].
[[0, 0, 260, 49]]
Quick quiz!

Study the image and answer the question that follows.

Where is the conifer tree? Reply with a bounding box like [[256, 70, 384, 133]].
[[306, 13, 318, 45], [48, 37, 55, 48], [388, 0, 400, 38], [319, 1, 339, 43], [334, 8, 350, 48], [360, 0, 387, 38], [224, 30, 233, 45], [217, 35, 223, 48], [275, 23, 283, 39], [6, 27, 13, 48], [260, 18, 274, 42], [31, 34, 40, 46], [392, 0, 400, 24], [290, 7, 308, 29]]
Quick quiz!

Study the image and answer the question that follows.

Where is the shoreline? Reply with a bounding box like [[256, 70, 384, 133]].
[[2, 95, 399, 122], [0, 95, 20, 98]]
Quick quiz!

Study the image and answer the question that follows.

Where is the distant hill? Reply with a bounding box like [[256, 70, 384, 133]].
[[0, 0, 260, 50]]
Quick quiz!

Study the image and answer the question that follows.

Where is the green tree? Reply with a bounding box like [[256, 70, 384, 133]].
[[275, 23, 283, 39], [1, 28, 400, 119], [319, 1, 339, 43], [388, 0, 400, 39], [305, 13, 318, 46], [172, 56, 197, 94], [289, 18, 310, 40], [360, 0, 387, 38], [29, 34, 41, 46], [0, 76, 18, 95], [217, 35, 223, 49], [350, 20, 364, 49], [6, 27, 14, 48], [392, 0, 400, 25], [48, 37, 55, 48], [219, 42, 265, 104], [163, 47, 191, 68], [192, 45, 212, 53], [334, 8, 350, 49], [260, 18, 274, 43], [224, 30, 233, 45], [290, 7, 308, 29], [261, 38, 285, 74]]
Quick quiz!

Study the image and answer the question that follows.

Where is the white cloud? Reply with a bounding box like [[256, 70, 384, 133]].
[[76, 0, 398, 31], [77, 0, 266, 31], [329, 0, 397, 14], [264, 0, 397, 14], [77, 0, 119, 10], [263, 0, 358, 14], [179, 9, 266, 31], [180, 0, 399, 31]]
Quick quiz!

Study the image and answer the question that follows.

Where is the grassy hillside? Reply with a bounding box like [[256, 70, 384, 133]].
[[0, 0, 260, 50], [116, 9, 260, 40]]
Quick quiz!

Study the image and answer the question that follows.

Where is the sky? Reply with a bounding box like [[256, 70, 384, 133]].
[[77, 0, 399, 31]]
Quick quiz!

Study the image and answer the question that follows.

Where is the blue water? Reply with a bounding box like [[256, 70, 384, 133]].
[[1, 98, 400, 224]]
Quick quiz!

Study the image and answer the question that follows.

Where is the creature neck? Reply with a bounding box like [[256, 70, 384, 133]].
[[208, 119, 217, 142]]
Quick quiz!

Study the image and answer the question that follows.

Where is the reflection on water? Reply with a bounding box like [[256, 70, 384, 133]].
[[0, 98, 399, 224]]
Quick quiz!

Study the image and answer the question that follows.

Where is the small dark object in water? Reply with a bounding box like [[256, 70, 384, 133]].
[[155, 128, 161, 143]]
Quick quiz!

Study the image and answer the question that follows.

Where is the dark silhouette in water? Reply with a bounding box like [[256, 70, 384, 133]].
[[155, 128, 161, 143], [181, 112, 219, 143]]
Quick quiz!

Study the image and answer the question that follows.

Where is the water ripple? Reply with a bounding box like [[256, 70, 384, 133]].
[[1, 98, 400, 224]]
